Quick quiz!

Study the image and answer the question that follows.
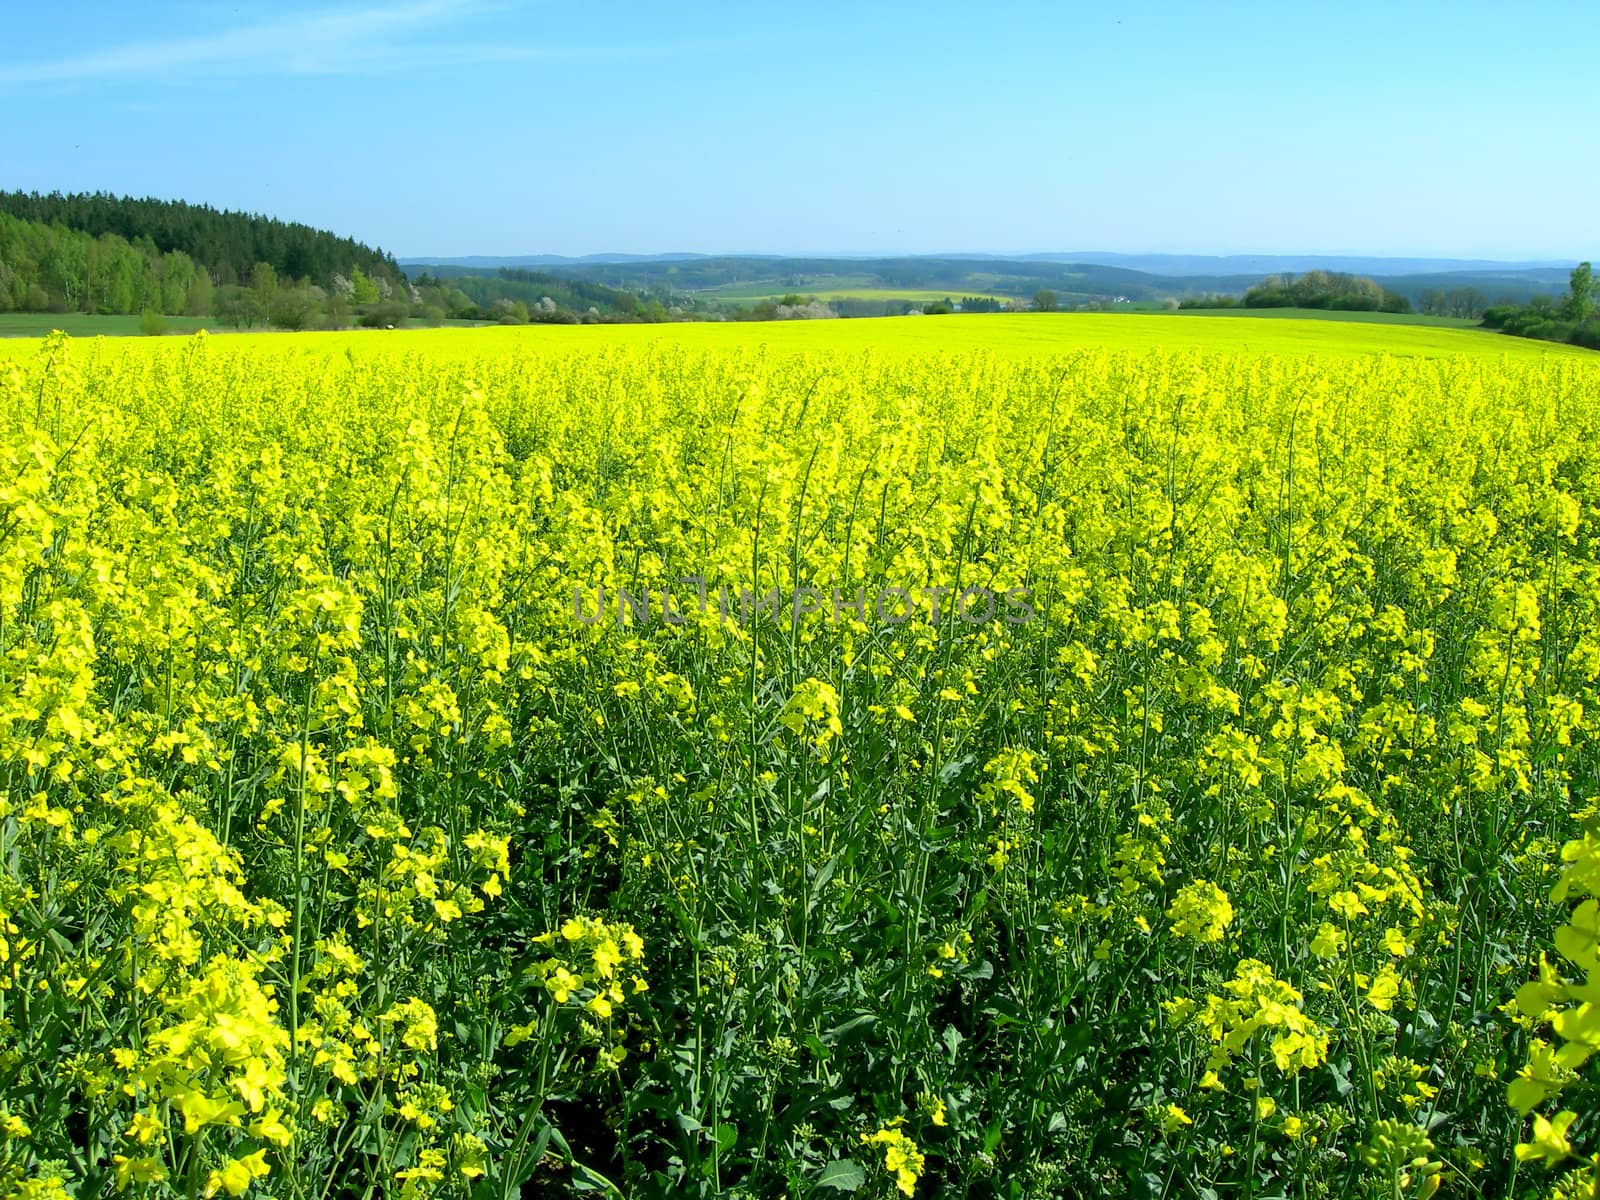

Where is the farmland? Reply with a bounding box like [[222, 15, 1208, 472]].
[[1, 324, 1598, 1200], [1, 312, 1590, 365], [682, 287, 1011, 306]]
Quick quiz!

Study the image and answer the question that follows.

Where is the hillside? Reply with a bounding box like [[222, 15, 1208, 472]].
[[428, 255, 1185, 309], [1032, 252, 1576, 276], [404, 253, 1578, 312], [0, 194, 642, 327], [0, 190, 403, 290], [401, 251, 1577, 276], [410, 266, 661, 321], [0, 185, 1580, 330]]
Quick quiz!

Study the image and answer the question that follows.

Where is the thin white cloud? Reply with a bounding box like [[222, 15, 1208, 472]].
[[283, 39, 702, 76], [0, 0, 493, 85]]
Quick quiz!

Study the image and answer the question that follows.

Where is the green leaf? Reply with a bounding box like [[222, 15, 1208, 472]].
[[825, 1013, 877, 1043], [1329, 1061, 1354, 1096], [942, 1024, 964, 1062], [816, 1158, 866, 1192], [809, 854, 841, 902], [570, 1164, 626, 1197]]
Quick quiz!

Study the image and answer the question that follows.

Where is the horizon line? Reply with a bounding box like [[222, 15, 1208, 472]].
[[395, 250, 1588, 265]]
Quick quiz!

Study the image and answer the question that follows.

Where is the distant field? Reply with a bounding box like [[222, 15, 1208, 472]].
[[692, 281, 1011, 303], [1171, 306, 1480, 328], [0, 306, 1487, 343], [0, 312, 216, 338], [807, 288, 1010, 303], [692, 294, 1481, 324], [692, 278, 875, 301], [3, 312, 1586, 362]]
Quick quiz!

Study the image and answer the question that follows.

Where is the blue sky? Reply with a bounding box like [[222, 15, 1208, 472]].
[[4, 1, 1596, 259]]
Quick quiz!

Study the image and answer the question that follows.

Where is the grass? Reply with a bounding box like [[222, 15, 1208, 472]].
[[0, 312, 217, 338], [0, 313, 496, 339]]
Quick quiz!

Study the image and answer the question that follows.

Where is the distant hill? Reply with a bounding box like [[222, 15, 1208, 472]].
[[402, 252, 721, 268], [410, 265, 653, 318], [1379, 267, 1573, 292], [495, 256, 1176, 303], [1032, 253, 1576, 277], [403, 251, 1580, 280], [404, 255, 1574, 311]]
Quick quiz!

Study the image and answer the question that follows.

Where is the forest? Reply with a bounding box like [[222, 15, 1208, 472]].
[[0, 196, 647, 327], [0, 191, 403, 290]]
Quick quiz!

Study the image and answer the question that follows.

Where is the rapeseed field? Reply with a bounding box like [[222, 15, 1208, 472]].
[[1, 327, 1597, 1198], [2, 312, 1592, 363]]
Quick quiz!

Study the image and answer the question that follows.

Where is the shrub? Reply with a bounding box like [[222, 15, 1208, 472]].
[[267, 287, 322, 332], [359, 300, 411, 329]]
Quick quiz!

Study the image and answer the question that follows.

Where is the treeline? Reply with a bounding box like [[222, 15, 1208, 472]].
[[1482, 263, 1599, 350], [1415, 286, 1490, 319], [186, 268, 677, 332], [0, 208, 414, 328], [0, 190, 401, 289], [0, 204, 664, 328], [1241, 270, 1411, 312], [206, 262, 412, 331], [713, 294, 1017, 320], [0, 212, 214, 315], [425, 268, 668, 322], [208, 266, 658, 331]]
